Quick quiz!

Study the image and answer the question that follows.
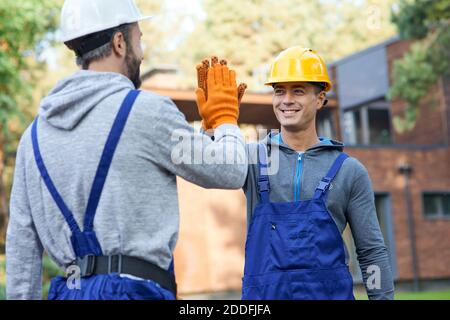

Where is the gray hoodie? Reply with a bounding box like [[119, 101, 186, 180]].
[[6, 70, 247, 300], [244, 134, 395, 300]]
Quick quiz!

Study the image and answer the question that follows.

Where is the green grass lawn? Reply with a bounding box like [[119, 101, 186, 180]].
[[355, 290, 450, 300], [0, 255, 4, 280], [393, 291, 450, 300], [0, 255, 5, 300]]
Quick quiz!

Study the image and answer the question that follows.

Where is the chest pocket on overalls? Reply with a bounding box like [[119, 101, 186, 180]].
[[269, 214, 315, 270]]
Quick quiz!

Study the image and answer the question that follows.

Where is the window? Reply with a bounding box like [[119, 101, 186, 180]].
[[316, 108, 337, 140], [343, 100, 392, 145], [423, 193, 450, 218], [368, 109, 391, 144], [343, 108, 363, 145]]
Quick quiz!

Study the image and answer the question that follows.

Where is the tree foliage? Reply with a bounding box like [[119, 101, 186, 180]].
[[0, 0, 60, 248], [389, 0, 450, 132], [177, 0, 397, 90], [0, 0, 59, 151]]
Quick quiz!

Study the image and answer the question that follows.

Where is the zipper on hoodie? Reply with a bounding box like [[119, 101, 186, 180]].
[[294, 153, 304, 201]]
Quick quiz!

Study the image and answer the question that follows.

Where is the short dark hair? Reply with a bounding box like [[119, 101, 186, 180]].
[[309, 82, 327, 94], [309, 82, 329, 106], [65, 23, 134, 70]]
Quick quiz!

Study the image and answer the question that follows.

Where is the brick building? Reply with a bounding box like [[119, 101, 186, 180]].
[[330, 38, 450, 290], [142, 37, 450, 295]]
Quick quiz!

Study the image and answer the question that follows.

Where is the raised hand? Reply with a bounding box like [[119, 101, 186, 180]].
[[196, 57, 247, 130]]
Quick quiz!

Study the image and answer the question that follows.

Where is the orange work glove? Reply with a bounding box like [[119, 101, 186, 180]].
[[196, 57, 247, 130], [196, 58, 239, 128]]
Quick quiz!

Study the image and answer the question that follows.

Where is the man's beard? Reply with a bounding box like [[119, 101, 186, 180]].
[[126, 48, 142, 89]]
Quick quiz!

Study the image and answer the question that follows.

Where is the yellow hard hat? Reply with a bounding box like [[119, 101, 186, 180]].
[[265, 46, 333, 92]]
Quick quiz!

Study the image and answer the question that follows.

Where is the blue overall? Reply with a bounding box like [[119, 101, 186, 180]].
[[242, 144, 355, 300], [31, 90, 175, 300]]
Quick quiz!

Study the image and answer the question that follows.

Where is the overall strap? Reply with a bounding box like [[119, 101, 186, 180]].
[[32, 117, 101, 257], [257, 144, 270, 203], [313, 153, 349, 199], [84, 90, 140, 232], [31, 90, 141, 258], [32, 118, 81, 235]]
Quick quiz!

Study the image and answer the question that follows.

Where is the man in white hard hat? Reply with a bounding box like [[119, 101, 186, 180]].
[[6, 0, 246, 300]]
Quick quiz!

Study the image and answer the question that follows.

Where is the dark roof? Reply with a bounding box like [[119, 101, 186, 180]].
[[328, 36, 400, 68]]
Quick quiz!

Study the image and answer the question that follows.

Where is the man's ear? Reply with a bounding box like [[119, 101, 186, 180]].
[[111, 32, 127, 58], [317, 91, 327, 110]]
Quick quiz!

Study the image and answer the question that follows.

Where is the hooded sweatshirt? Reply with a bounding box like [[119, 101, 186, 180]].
[[6, 70, 247, 300], [243, 133, 395, 300]]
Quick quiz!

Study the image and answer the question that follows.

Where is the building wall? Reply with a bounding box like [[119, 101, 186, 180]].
[[341, 39, 450, 282], [444, 77, 450, 144], [174, 178, 246, 294], [347, 147, 450, 281]]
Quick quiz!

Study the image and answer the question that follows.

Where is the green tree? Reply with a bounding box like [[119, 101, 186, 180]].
[[0, 0, 60, 249], [177, 0, 397, 90], [389, 0, 450, 132]]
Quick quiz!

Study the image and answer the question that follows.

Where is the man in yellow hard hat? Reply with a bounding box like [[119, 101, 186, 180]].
[[197, 47, 395, 300]]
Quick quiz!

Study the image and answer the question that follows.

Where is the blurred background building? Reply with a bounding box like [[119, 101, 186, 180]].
[[142, 37, 450, 297]]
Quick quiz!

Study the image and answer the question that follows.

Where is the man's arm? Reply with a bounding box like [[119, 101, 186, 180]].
[[134, 59, 248, 190], [346, 162, 395, 300], [134, 95, 248, 190], [6, 137, 44, 300]]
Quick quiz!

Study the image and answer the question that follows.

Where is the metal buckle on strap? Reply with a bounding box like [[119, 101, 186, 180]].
[[317, 177, 332, 192], [108, 254, 123, 274], [76, 254, 96, 277]]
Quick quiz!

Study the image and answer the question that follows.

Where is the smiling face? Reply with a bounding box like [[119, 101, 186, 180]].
[[273, 82, 326, 132]]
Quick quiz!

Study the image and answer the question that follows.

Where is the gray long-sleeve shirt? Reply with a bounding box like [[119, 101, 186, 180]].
[[243, 134, 395, 300], [6, 70, 247, 299]]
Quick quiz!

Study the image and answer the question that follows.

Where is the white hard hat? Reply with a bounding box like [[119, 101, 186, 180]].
[[60, 0, 152, 43]]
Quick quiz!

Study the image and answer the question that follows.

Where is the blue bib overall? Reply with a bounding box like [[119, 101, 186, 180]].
[[32, 90, 175, 300], [242, 144, 355, 300]]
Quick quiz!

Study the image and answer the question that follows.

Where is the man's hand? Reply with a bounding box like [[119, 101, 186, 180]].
[[196, 57, 247, 130]]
